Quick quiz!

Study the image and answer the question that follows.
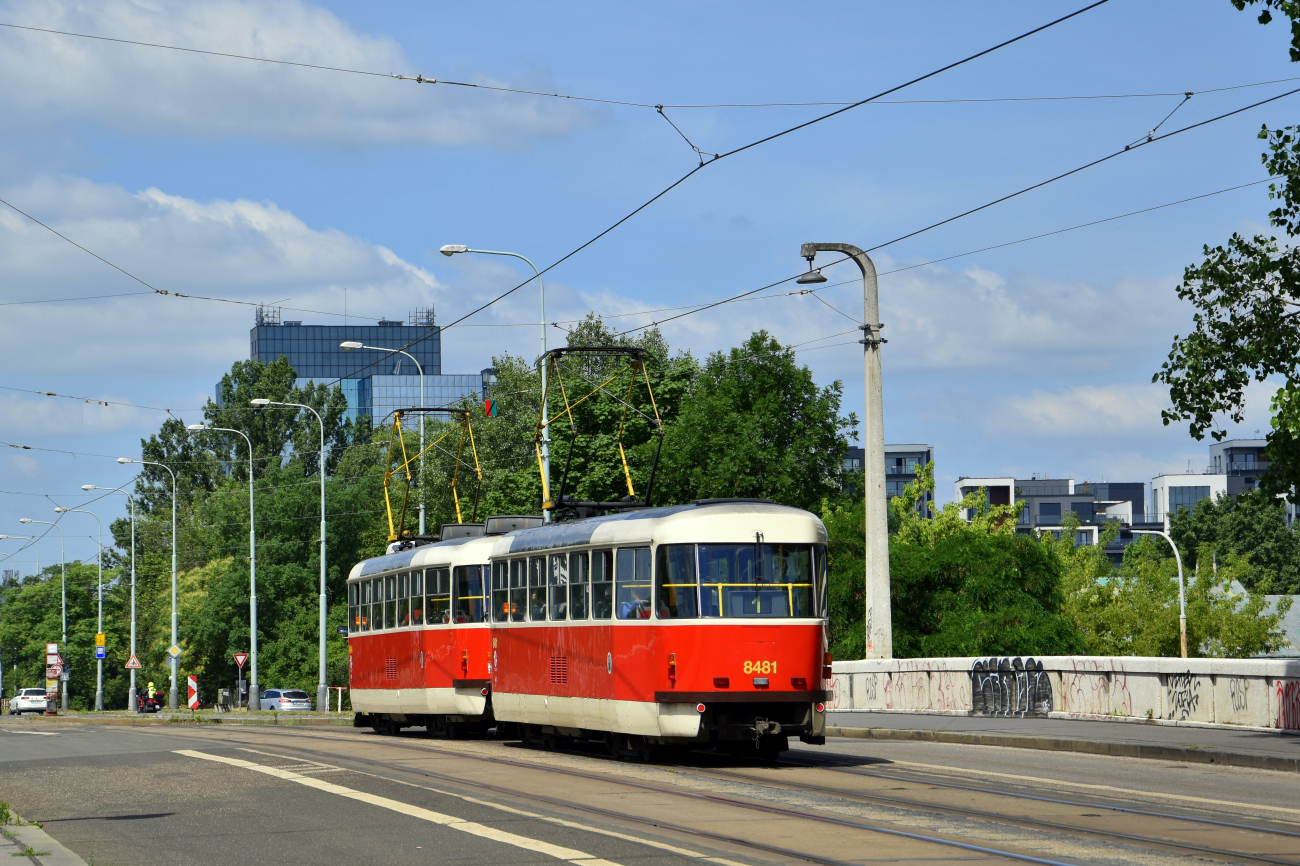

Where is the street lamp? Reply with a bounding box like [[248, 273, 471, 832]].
[[54, 506, 104, 709], [440, 244, 551, 521], [251, 398, 328, 712], [119, 456, 179, 709], [341, 342, 427, 536], [16, 522, 66, 709], [186, 423, 258, 707], [1131, 529, 1189, 658], [798, 242, 891, 659], [82, 483, 138, 710]]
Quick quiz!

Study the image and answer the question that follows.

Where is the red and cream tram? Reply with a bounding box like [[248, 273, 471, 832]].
[[348, 500, 830, 757], [346, 516, 540, 736]]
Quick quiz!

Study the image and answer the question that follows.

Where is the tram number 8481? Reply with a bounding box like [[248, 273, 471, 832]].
[[742, 660, 777, 674]]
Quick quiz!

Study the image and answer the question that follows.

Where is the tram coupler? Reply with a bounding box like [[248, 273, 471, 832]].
[[753, 718, 781, 746]]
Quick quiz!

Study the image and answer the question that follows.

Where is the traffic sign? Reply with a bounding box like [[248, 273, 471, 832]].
[[45, 665, 61, 679], [233, 652, 248, 669], [125, 654, 142, 670], [94, 646, 106, 660], [187, 675, 199, 710], [46, 643, 58, 655], [95, 633, 105, 647], [59, 671, 68, 682], [167, 645, 182, 659]]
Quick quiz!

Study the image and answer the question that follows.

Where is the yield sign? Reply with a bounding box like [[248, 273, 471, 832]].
[[233, 652, 249, 670], [125, 654, 142, 670]]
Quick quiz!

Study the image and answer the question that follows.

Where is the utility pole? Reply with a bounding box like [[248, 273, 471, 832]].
[[798, 243, 892, 658]]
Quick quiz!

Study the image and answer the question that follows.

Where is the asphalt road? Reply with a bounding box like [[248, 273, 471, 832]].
[[3, 719, 1300, 866]]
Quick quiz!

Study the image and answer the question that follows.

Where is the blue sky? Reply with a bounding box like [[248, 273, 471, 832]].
[[1, 0, 1296, 571]]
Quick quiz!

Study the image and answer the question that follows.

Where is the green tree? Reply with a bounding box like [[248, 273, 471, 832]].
[[824, 464, 1084, 659], [1168, 490, 1300, 592], [1058, 531, 1290, 658], [1155, 2, 1300, 499], [656, 331, 855, 511]]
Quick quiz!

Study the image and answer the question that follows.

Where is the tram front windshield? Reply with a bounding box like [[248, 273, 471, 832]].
[[695, 543, 816, 618]]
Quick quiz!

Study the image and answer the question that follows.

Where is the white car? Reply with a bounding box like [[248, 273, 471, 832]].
[[258, 689, 313, 712], [8, 688, 49, 715]]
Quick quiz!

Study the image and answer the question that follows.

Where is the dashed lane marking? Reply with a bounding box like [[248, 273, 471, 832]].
[[0, 730, 58, 735], [234, 747, 747, 866], [175, 749, 622, 866]]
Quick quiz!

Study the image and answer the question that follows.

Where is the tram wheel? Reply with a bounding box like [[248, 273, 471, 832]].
[[446, 721, 460, 740]]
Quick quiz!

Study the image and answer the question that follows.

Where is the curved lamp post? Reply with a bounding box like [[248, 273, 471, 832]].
[[187, 424, 258, 707], [54, 506, 103, 709], [16, 522, 66, 708], [251, 398, 328, 712], [119, 456, 179, 709], [440, 244, 550, 521], [1131, 529, 1188, 658], [796, 242, 891, 659], [82, 483, 137, 710], [340, 342, 426, 535]]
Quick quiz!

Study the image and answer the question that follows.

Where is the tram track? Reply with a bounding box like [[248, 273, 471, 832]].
[[154, 725, 1088, 866], [145, 723, 1300, 865]]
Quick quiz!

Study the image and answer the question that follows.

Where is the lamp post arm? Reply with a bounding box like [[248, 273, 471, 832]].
[[1132, 529, 1188, 658]]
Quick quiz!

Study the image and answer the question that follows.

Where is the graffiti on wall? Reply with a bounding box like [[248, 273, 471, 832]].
[[1166, 672, 1201, 720], [1277, 680, 1300, 731], [862, 673, 878, 702], [970, 657, 1052, 717], [1064, 657, 1131, 717], [1228, 677, 1250, 714]]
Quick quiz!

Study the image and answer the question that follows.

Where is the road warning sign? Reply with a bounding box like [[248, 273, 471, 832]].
[[233, 652, 248, 669], [125, 654, 142, 670], [187, 675, 199, 710]]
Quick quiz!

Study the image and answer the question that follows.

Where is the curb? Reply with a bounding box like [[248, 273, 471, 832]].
[[825, 725, 1300, 774], [2, 816, 87, 865]]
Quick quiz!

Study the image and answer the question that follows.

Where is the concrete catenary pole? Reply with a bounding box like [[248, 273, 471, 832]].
[[800, 242, 892, 658]]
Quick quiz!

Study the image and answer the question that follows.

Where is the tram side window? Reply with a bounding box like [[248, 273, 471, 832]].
[[426, 567, 450, 624], [548, 554, 568, 621], [591, 549, 613, 619], [348, 583, 357, 634], [528, 556, 547, 621], [815, 544, 828, 618], [492, 562, 510, 622], [410, 570, 424, 624], [569, 551, 589, 620], [384, 574, 397, 629], [655, 544, 698, 619], [615, 547, 651, 619], [397, 572, 410, 627], [509, 559, 527, 622], [453, 565, 485, 623], [368, 578, 379, 631]]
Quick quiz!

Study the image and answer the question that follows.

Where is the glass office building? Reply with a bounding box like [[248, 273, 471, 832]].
[[229, 307, 485, 420]]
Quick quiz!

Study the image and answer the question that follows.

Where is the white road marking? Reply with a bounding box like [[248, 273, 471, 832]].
[[1, 730, 58, 736], [176, 749, 623, 865], [235, 747, 747, 866], [886, 758, 1300, 819]]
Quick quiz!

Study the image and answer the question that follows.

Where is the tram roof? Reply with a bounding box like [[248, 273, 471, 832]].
[[348, 533, 494, 580], [492, 500, 823, 556]]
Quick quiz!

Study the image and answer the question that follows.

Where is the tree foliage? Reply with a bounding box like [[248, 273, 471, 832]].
[[1167, 490, 1300, 592], [824, 464, 1085, 660], [1156, 4, 1300, 498]]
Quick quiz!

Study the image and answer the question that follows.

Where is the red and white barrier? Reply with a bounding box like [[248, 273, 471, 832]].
[[187, 675, 199, 710]]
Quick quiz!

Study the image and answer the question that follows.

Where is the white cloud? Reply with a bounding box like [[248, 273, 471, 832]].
[[0, 174, 446, 381], [0, 0, 592, 146], [1003, 383, 1169, 436]]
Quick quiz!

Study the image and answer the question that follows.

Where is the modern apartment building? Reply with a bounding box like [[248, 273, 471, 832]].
[[844, 444, 936, 511]]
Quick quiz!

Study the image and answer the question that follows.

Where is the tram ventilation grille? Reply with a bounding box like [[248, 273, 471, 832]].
[[549, 656, 568, 685], [385, 657, 398, 680]]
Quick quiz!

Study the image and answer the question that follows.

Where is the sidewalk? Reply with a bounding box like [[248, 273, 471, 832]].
[[828, 711, 1300, 773]]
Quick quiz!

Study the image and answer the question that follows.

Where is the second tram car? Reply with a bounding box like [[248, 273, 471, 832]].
[[347, 516, 540, 735]]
